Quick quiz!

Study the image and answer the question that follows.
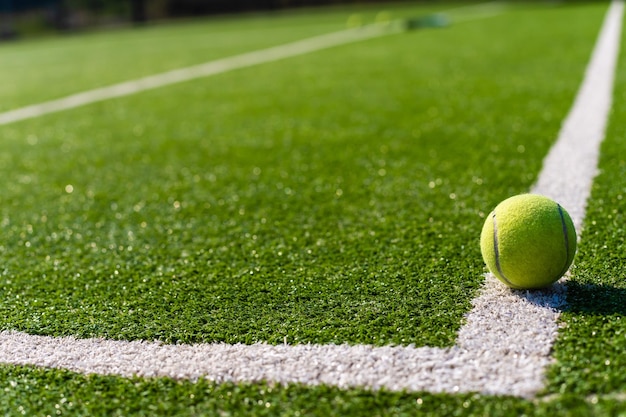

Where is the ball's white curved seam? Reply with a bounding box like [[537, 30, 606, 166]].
[[0, 0, 622, 398]]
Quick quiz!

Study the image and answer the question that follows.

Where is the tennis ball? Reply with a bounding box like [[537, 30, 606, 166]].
[[480, 194, 577, 289]]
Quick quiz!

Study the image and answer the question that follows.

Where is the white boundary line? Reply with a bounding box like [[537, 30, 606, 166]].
[[0, 1, 622, 398]]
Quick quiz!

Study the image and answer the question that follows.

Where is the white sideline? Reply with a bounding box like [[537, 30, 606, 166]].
[[0, 0, 622, 398]]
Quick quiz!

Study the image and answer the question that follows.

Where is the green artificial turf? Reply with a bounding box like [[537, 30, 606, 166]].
[[0, 365, 624, 417], [0, 1, 624, 416], [0, 2, 603, 348]]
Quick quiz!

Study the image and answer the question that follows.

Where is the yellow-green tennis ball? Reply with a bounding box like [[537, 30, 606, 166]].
[[480, 194, 577, 289]]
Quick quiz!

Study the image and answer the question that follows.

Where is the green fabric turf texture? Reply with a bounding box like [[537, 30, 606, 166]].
[[0, 365, 624, 416], [0, 1, 624, 416], [0, 2, 600, 349]]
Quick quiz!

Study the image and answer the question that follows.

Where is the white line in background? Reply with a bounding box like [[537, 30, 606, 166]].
[[0, 3, 508, 127], [0, 0, 622, 398], [0, 25, 393, 126]]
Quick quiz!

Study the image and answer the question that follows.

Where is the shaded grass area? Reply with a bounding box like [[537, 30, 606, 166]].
[[0, 2, 604, 348], [546, 17, 626, 398]]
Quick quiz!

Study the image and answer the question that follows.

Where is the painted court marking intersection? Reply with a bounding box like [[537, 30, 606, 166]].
[[0, 0, 623, 398]]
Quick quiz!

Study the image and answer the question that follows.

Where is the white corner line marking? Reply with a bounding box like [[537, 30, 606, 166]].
[[0, 1, 622, 398]]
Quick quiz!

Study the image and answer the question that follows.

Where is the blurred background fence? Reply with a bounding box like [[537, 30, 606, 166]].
[[0, 0, 403, 40]]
